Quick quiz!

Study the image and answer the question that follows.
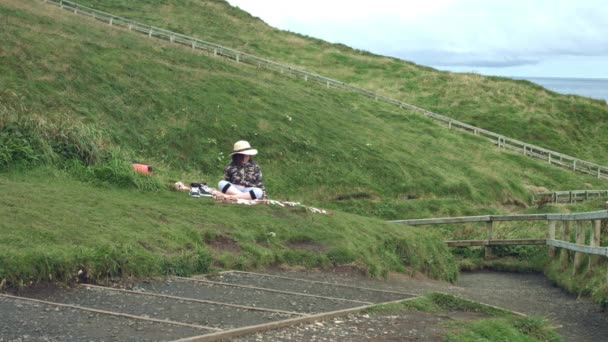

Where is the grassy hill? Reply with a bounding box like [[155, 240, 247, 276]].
[[0, 167, 459, 286], [70, 0, 608, 166], [0, 0, 606, 287]]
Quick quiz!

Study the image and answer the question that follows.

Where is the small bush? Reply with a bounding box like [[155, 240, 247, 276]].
[[0, 111, 162, 191], [0, 111, 108, 168], [65, 155, 163, 191]]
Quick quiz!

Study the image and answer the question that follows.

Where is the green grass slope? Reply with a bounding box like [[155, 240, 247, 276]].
[[1, 0, 603, 215], [0, 0, 605, 286], [0, 167, 458, 286], [70, 0, 608, 165]]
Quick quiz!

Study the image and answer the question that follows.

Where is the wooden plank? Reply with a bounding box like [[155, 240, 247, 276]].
[[548, 210, 608, 221], [572, 222, 587, 275], [390, 215, 490, 225], [547, 239, 608, 256], [535, 190, 608, 196], [560, 221, 571, 269], [548, 221, 557, 258], [392, 211, 608, 226], [490, 214, 548, 222], [485, 221, 494, 259], [446, 239, 546, 247], [590, 220, 602, 269]]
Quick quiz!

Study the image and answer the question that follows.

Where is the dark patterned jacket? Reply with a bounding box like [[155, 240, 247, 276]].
[[224, 160, 266, 197]]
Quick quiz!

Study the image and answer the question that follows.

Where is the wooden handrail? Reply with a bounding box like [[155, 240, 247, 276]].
[[391, 211, 608, 284], [389, 210, 608, 225]]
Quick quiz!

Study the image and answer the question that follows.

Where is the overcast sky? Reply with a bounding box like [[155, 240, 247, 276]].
[[226, 0, 608, 79]]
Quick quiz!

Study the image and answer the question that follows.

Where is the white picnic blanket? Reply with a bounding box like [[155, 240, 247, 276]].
[[231, 199, 330, 215]]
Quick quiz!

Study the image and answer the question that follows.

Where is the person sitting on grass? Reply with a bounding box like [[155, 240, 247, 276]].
[[215, 140, 266, 201]]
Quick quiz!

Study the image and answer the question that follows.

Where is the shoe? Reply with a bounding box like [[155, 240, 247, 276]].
[[189, 187, 201, 198], [199, 185, 213, 198]]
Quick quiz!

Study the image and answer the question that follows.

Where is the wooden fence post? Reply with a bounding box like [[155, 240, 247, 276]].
[[547, 221, 556, 258], [560, 221, 570, 269], [590, 220, 601, 269], [573, 221, 586, 275], [484, 221, 493, 259]]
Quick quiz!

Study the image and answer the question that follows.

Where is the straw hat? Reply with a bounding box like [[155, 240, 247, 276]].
[[231, 140, 258, 155]]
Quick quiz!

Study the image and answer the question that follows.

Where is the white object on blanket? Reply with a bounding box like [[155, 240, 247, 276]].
[[268, 200, 285, 207], [226, 198, 329, 215], [309, 207, 327, 214], [235, 199, 257, 205], [282, 201, 301, 206], [174, 181, 189, 190]]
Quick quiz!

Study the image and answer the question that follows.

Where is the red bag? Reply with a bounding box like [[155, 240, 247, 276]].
[[132, 163, 153, 175]]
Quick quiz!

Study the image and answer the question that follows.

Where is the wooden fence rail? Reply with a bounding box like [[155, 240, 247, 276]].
[[391, 210, 608, 283], [44, 0, 608, 181], [535, 190, 608, 203], [389, 210, 608, 225]]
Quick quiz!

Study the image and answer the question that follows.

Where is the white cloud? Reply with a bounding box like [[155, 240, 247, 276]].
[[227, 0, 608, 77]]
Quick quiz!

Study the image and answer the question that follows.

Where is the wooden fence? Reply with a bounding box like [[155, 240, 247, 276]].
[[391, 210, 608, 281], [535, 190, 608, 203], [44, 0, 608, 181]]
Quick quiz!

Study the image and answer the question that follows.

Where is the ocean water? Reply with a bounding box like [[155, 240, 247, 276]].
[[517, 77, 608, 101]]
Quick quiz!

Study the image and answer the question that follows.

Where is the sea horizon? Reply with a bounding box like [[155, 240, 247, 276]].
[[510, 76, 608, 101]]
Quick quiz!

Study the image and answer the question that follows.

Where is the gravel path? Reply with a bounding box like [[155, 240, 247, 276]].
[[135, 278, 366, 314], [18, 285, 293, 329], [232, 310, 484, 342], [204, 272, 412, 303], [456, 272, 608, 342], [257, 268, 608, 342], [3, 269, 607, 341], [0, 296, 207, 341]]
